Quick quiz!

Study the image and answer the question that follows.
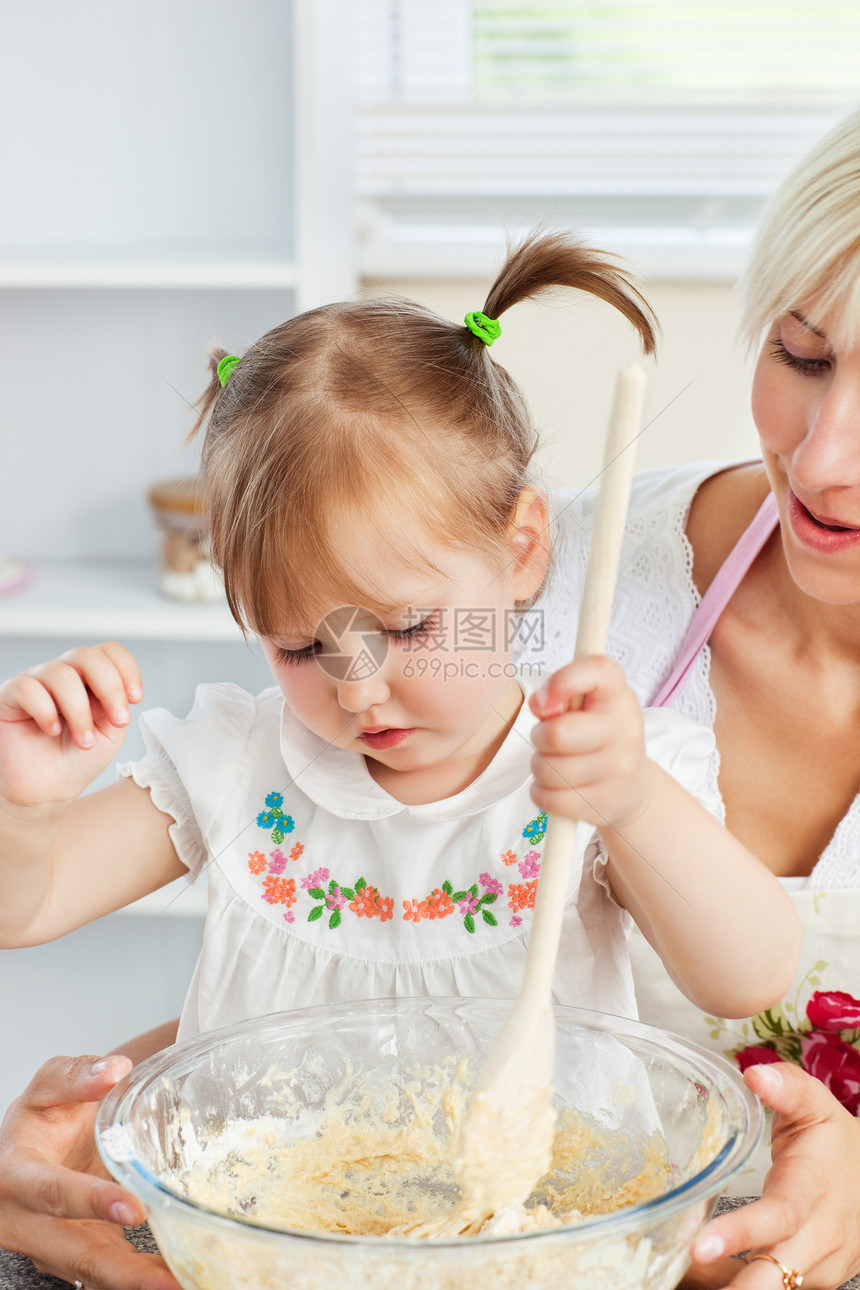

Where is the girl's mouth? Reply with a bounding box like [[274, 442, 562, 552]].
[[789, 492, 860, 552], [358, 727, 416, 750]]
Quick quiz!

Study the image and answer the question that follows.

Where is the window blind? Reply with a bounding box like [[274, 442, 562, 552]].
[[354, 1, 860, 277]]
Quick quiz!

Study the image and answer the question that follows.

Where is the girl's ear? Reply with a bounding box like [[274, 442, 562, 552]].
[[508, 489, 551, 602]]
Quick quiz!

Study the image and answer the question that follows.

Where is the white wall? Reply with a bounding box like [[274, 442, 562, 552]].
[[361, 276, 761, 487]]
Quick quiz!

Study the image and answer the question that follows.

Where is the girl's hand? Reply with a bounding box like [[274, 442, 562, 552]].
[[529, 657, 653, 829], [684, 1062, 860, 1289], [0, 642, 142, 810], [0, 1053, 179, 1289]]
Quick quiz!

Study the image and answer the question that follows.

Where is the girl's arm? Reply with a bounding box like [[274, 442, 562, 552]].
[[0, 642, 184, 947], [530, 657, 801, 1019]]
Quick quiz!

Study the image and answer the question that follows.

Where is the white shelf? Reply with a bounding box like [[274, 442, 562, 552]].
[[0, 259, 300, 290], [0, 560, 244, 641]]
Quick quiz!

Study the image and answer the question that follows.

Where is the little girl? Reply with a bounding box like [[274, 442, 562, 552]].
[[0, 232, 799, 1042]]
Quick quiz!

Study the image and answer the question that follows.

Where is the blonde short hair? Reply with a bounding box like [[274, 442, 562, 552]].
[[742, 107, 860, 350]]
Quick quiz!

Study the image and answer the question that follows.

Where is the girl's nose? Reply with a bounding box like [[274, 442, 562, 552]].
[[336, 668, 391, 713]]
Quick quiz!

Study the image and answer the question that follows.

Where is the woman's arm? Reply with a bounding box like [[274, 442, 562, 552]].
[[530, 656, 801, 1018], [0, 1021, 181, 1288]]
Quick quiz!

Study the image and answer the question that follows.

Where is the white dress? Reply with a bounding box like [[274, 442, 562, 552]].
[[119, 676, 712, 1043], [525, 462, 860, 1190]]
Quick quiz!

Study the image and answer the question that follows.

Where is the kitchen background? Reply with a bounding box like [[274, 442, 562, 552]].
[[1, 0, 857, 1112]]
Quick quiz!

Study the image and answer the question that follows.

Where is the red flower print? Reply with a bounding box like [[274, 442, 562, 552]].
[[507, 879, 538, 912], [806, 990, 860, 1032], [247, 850, 267, 875], [378, 896, 394, 922], [800, 1032, 860, 1115], [262, 875, 297, 907], [500, 849, 518, 866], [403, 899, 423, 923], [289, 842, 305, 862], [735, 1044, 782, 1072]]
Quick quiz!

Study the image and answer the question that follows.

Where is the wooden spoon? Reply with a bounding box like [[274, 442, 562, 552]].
[[401, 362, 647, 1238]]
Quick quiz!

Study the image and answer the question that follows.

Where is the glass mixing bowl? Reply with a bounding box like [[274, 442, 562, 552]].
[[97, 998, 761, 1290]]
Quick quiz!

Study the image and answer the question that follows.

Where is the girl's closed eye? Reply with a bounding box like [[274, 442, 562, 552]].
[[386, 613, 439, 646], [275, 641, 320, 666], [273, 613, 438, 665]]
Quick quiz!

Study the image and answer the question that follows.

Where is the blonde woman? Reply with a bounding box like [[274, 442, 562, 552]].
[[531, 107, 860, 1290]]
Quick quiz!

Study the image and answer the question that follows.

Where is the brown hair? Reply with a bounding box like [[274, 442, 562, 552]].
[[193, 229, 658, 637]]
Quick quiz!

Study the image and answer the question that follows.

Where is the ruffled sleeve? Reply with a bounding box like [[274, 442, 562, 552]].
[[117, 683, 266, 880]]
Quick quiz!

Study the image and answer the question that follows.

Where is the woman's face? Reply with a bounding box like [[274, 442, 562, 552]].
[[752, 307, 860, 605]]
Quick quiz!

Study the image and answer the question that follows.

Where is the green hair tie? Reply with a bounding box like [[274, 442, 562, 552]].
[[464, 311, 501, 346], [217, 354, 241, 387]]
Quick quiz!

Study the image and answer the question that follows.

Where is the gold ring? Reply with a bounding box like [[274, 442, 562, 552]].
[[745, 1254, 804, 1288]]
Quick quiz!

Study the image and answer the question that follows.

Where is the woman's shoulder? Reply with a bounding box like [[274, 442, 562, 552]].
[[685, 461, 771, 595], [552, 459, 739, 534]]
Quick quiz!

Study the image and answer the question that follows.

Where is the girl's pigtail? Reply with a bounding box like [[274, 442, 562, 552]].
[[189, 347, 232, 441], [479, 229, 659, 356]]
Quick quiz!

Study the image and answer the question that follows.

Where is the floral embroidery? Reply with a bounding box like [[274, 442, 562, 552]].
[[261, 874, 296, 907], [247, 849, 267, 875], [307, 877, 361, 929], [519, 850, 541, 881], [256, 791, 295, 844], [479, 873, 504, 897], [508, 879, 538, 913], [523, 811, 548, 844], [402, 879, 500, 933], [403, 886, 456, 924], [350, 880, 394, 922], [268, 849, 287, 875], [707, 965, 860, 1116], [250, 791, 544, 937], [302, 866, 329, 890]]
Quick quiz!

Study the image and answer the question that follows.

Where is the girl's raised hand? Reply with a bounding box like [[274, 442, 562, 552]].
[[529, 656, 654, 830], [0, 641, 143, 810]]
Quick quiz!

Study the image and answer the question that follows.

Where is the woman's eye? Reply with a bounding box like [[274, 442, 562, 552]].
[[275, 642, 319, 665], [770, 337, 831, 375], [386, 613, 438, 645]]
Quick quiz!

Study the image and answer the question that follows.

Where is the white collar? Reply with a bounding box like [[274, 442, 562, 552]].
[[279, 675, 541, 822]]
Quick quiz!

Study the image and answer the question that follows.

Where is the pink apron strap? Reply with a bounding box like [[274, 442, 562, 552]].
[[652, 490, 779, 709]]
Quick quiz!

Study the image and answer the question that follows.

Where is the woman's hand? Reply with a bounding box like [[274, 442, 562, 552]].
[[684, 1062, 860, 1289], [0, 642, 142, 810], [0, 1052, 180, 1289], [529, 656, 652, 829]]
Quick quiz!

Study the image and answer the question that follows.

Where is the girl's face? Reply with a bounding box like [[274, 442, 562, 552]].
[[751, 307, 860, 605], [260, 502, 547, 801]]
